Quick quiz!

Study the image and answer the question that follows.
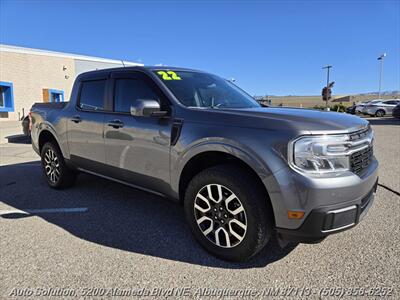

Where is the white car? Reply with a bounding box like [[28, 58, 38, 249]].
[[364, 99, 400, 117], [355, 100, 381, 114]]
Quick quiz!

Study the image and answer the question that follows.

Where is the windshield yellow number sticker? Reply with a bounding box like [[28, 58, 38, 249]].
[[157, 71, 181, 80]]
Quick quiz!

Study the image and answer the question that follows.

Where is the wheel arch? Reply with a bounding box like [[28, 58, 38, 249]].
[[176, 145, 276, 226], [38, 128, 65, 157]]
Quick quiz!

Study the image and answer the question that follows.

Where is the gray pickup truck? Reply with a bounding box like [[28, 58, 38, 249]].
[[30, 66, 378, 261]]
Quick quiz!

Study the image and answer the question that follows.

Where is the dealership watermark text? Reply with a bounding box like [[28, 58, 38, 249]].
[[9, 286, 394, 298]]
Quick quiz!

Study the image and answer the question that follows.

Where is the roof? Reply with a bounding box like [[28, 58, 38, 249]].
[[75, 66, 207, 81], [76, 65, 206, 76], [145, 66, 204, 72], [0, 44, 143, 66]]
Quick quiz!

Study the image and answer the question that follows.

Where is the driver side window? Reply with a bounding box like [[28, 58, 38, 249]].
[[114, 78, 160, 113]]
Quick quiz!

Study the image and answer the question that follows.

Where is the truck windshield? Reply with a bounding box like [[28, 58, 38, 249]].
[[153, 70, 260, 109]]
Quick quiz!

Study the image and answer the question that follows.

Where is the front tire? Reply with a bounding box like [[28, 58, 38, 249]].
[[40, 142, 76, 189], [375, 110, 385, 117], [184, 165, 273, 261]]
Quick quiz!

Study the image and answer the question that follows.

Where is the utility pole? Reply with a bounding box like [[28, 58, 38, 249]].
[[377, 53, 386, 100], [322, 65, 332, 109]]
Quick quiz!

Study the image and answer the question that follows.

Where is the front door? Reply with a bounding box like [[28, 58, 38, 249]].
[[104, 72, 173, 194]]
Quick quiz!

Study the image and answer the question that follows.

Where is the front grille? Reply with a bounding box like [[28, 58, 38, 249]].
[[350, 146, 373, 175]]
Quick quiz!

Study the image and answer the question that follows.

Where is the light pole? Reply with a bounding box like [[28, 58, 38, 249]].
[[322, 65, 332, 108], [377, 53, 386, 100]]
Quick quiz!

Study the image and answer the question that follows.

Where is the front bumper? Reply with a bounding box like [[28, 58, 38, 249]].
[[361, 107, 368, 113], [276, 178, 378, 243], [355, 107, 362, 113]]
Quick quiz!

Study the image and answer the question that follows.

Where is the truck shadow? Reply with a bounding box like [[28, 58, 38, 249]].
[[365, 117, 400, 126], [5, 134, 31, 144], [0, 161, 297, 269]]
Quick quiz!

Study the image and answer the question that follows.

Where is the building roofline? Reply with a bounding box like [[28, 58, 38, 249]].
[[0, 44, 143, 66]]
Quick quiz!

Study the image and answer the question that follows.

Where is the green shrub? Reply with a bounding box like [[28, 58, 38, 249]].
[[313, 105, 327, 111], [312, 104, 346, 112], [331, 104, 346, 112]]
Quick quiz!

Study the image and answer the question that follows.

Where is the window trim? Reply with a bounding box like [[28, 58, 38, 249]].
[[76, 78, 109, 113], [0, 81, 15, 112], [48, 89, 64, 102], [110, 71, 172, 116]]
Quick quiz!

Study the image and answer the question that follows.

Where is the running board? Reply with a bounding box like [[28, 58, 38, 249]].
[[77, 167, 167, 198]]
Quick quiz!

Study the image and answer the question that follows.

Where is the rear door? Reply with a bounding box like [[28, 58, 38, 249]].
[[103, 71, 173, 194], [67, 74, 110, 172], [384, 100, 399, 114]]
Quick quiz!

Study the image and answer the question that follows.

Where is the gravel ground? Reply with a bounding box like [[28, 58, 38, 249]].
[[0, 117, 399, 299]]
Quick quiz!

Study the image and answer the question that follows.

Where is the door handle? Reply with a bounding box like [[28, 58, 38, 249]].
[[71, 115, 81, 123], [108, 119, 124, 129]]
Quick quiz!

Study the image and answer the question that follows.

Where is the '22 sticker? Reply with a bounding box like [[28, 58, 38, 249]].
[[157, 71, 182, 80]]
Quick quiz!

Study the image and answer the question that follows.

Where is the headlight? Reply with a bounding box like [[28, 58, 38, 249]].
[[288, 130, 373, 176]]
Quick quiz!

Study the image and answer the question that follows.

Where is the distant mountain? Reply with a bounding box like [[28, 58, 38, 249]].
[[254, 92, 399, 108], [357, 91, 399, 96], [254, 91, 399, 99]]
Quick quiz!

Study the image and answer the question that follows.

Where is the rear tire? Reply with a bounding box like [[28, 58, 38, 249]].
[[375, 110, 385, 117], [40, 142, 76, 189], [184, 164, 273, 261]]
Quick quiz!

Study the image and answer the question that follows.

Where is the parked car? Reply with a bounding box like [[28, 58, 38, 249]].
[[364, 99, 400, 117], [356, 100, 381, 114], [30, 66, 378, 261], [393, 103, 400, 119]]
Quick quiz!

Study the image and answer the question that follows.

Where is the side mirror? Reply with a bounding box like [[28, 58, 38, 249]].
[[130, 99, 168, 117]]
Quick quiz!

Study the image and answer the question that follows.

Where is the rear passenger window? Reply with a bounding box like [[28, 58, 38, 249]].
[[79, 80, 106, 110], [114, 78, 160, 113], [386, 101, 397, 105]]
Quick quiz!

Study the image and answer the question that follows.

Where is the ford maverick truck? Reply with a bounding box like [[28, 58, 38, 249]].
[[30, 66, 378, 261]]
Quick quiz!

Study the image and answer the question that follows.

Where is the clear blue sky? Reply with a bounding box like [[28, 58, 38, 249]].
[[1, 0, 399, 96]]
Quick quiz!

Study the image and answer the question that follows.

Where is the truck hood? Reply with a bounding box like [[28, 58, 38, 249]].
[[189, 106, 369, 134]]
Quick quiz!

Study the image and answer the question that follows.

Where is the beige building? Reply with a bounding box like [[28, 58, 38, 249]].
[[0, 44, 142, 121]]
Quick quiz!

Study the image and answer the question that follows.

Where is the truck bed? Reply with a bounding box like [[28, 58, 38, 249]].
[[30, 102, 70, 131], [31, 102, 69, 110]]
